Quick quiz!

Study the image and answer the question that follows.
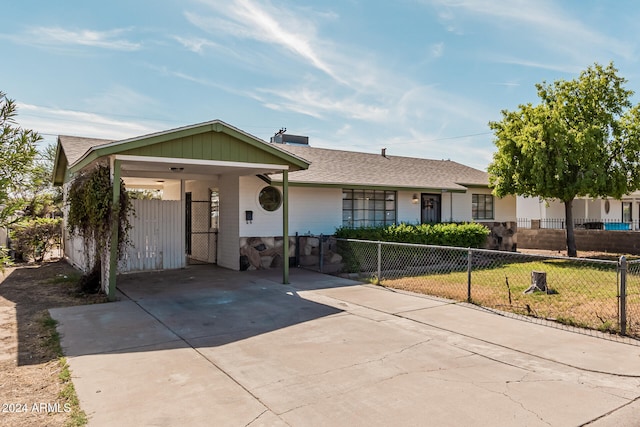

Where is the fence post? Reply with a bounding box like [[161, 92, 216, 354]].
[[467, 249, 472, 302], [377, 242, 382, 285], [319, 234, 324, 273], [619, 255, 627, 336]]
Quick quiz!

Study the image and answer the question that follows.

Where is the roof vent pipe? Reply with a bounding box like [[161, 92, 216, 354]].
[[381, 148, 386, 157]]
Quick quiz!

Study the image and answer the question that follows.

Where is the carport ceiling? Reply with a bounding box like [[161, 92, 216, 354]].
[[118, 156, 289, 182]]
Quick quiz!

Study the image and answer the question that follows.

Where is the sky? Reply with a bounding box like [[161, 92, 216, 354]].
[[1, 0, 639, 170]]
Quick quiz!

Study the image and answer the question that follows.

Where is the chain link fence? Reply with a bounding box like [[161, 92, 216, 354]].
[[186, 200, 217, 265], [331, 238, 639, 343]]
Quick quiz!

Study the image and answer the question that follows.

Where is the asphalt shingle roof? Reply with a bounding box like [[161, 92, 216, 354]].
[[58, 135, 114, 165], [57, 133, 489, 191], [273, 145, 489, 191]]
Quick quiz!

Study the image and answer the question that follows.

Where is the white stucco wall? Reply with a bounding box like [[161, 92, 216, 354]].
[[519, 197, 565, 220], [601, 199, 621, 221], [162, 180, 182, 200], [450, 192, 472, 222], [185, 179, 218, 200], [494, 194, 517, 222], [239, 176, 342, 237], [517, 196, 543, 220], [238, 178, 517, 239], [397, 191, 421, 224], [289, 186, 342, 235]]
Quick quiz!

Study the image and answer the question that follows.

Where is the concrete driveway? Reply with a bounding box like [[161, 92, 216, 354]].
[[50, 266, 640, 426]]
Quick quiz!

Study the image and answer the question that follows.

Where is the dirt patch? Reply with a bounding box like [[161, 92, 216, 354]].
[[0, 260, 106, 427], [517, 248, 635, 261]]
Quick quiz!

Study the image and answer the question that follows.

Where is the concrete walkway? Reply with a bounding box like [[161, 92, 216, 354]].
[[50, 266, 640, 426]]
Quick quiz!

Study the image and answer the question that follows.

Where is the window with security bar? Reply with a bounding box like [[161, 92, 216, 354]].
[[342, 189, 396, 228], [472, 194, 494, 220]]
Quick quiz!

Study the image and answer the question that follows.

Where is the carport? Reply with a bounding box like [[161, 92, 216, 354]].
[[53, 120, 310, 300]]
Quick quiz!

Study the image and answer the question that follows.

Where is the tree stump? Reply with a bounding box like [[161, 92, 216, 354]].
[[524, 271, 547, 294]]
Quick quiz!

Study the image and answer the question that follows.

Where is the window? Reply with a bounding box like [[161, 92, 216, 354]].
[[622, 201, 632, 223], [209, 189, 219, 229], [472, 194, 494, 220], [259, 186, 281, 212], [342, 189, 396, 227]]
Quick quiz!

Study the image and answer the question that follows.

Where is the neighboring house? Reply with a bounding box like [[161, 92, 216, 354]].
[[518, 193, 640, 230], [52, 119, 516, 297]]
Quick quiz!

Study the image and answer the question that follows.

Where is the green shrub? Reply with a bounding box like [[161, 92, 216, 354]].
[[0, 246, 12, 272], [10, 217, 62, 262], [335, 222, 489, 248]]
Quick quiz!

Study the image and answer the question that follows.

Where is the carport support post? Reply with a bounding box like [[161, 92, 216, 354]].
[[282, 170, 289, 284], [108, 159, 121, 301]]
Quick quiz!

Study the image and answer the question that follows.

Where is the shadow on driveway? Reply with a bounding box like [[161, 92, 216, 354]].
[[49, 265, 640, 427], [52, 266, 349, 357]]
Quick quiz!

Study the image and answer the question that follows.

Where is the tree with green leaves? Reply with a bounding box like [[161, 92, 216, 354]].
[[0, 92, 41, 269], [488, 62, 640, 257], [12, 143, 63, 219], [0, 92, 41, 224]]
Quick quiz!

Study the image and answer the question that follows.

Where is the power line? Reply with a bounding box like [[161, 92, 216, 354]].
[[391, 132, 493, 146]]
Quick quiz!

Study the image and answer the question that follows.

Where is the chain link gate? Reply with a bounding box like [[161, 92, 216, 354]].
[[185, 193, 218, 265]]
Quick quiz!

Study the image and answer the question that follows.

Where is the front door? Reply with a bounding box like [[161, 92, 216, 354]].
[[421, 193, 441, 223]]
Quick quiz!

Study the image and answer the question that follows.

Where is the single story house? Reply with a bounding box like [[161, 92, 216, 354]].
[[52, 120, 516, 298], [518, 193, 640, 230]]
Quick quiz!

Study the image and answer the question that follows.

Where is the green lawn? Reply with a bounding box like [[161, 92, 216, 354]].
[[380, 258, 640, 337]]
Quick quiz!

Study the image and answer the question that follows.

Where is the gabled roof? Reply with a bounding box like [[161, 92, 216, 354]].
[[271, 145, 489, 191], [53, 120, 310, 185], [53, 135, 115, 185], [59, 135, 115, 165]]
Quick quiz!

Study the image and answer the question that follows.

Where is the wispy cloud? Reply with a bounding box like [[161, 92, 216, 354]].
[[173, 35, 221, 54], [185, 0, 403, 94], [423, 0, 634, 63], [178, 1, 402, 117], [490, 81, 520, 87], [488, 57, 581, 74], [17, 103, 163, 141], [176, 0, 492, 156], [83, 85, 161, 118], [253, 86, 390, 122], [186, 1, 344, 83], [13, 27, 142, 51], [430, 42, 444, 58], [150, 66, 250, 96], [397, 85, 490, 127]]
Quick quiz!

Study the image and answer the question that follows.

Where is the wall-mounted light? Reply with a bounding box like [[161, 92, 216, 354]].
[[412, 194, 419, 204]]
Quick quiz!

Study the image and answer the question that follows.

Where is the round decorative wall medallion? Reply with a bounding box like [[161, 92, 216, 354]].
[[259, 186, 282, 212], [604, 200, 610, 214]]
